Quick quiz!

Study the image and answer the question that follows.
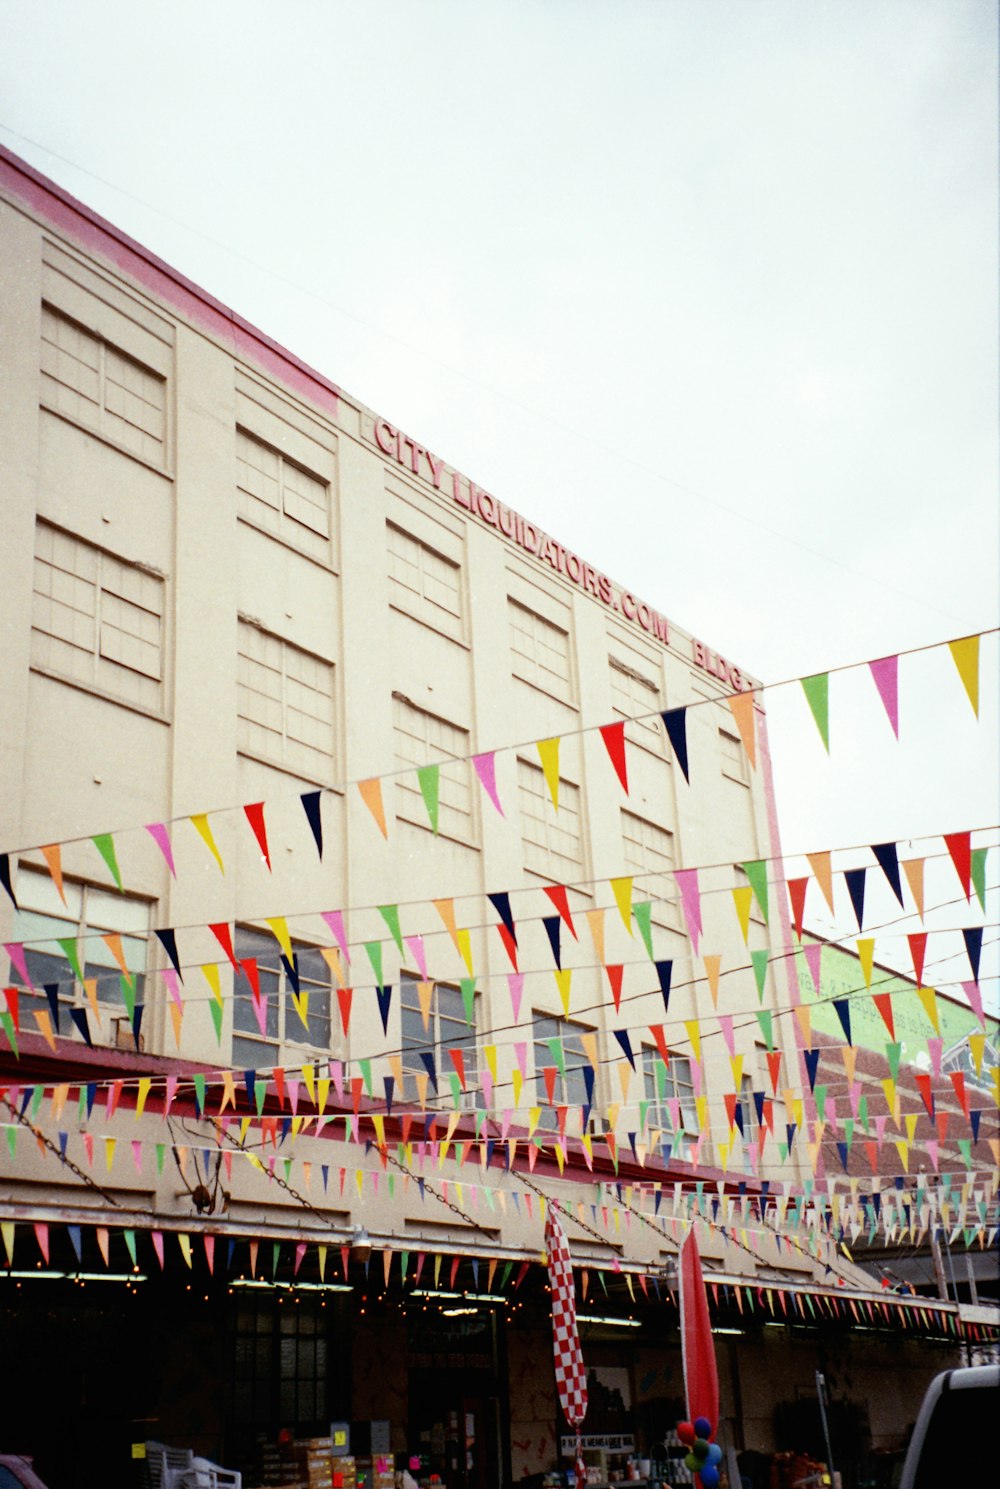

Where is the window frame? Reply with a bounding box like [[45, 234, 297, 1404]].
[[517, 757, 584, 879], [392, 695, 476, 845], [620, 808, 681, 929], [387, 521, 465, 643], [236, 424, 333, 561], [237, 619, 336, 785], [609, 654, 665, 754], [508, 597, 575, 704]]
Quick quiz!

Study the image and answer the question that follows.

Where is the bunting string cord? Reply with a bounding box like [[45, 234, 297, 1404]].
[[0, 1091, 121, 1208], [4, 827, 994, 973], [1, 628, 994, 862]]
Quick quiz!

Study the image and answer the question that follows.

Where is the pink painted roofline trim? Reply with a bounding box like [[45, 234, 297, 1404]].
[[0, 144, 340, 419]]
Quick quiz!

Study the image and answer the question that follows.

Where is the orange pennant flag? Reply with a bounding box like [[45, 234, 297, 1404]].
[[41, 845, 66, 905], [794, 1004, 812, 1045], [805, 851, 835, 914], [948, 635, 979, 717], [901, 858, 925, 919], [584, 908, 606, 965], [102, 933, 133, 985], [357, 778, 388, 837], [32, 1008, 57, 1051], [433, 898, 460, 953], [703, 954, 722, 1007], [726, 691, 757, 769], [169, 1002, 184, 1048]]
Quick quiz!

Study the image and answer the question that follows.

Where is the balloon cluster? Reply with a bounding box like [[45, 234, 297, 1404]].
[[678, 1417, 723, 1488]]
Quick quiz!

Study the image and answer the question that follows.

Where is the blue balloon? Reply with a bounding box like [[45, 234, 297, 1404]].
[[700, 1467, 720, 1488], [694, 1416, 713, 1438], [707, 1445, 723, 1465]]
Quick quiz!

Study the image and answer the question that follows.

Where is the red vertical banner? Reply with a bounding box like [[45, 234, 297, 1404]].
[[677, 1229, 722, 1485], [546, 1202, 588, 1487]]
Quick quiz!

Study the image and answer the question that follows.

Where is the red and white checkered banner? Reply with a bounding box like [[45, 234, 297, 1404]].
[[546, 1201, 588, 1429]]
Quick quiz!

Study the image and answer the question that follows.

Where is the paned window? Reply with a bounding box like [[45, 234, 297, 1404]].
[[236, 427, 331, 559], [621, 810, 679, 926], [393, 696, 473, 842], [7, 868, 150, 1043], [237, 622, 335, 781], [720, 728, 749, 785], [400, 974, 478, 1106], [41, 305, 166, 464], [387, 523, 463, 640], [32, 523, 165, 711], [232, 926, 332, 1068], [533, 1014, 593, 1128], [609, 657, 663, 748], [231, 1294, 329, 1435], [509, 599, 572, 698], [642, 1047, 697, 1139], [735, 1075, 760, 1146], [518, 759, 582, 876]]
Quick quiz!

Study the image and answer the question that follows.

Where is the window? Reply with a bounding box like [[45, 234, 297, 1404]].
[[518, 759, 583, 876], [642, 1047, 697, 1140], [7, 868, 150, 1043], [388, 523, 463, 640], [41, 305, 166, 464], [509, 599, 572, 698], [609, 656, 663, 748], [720, 728, 749, 785], [533, 1014, 593, 1127], [735, 1075, 760, 1146], [232, 926, 332, 1068], [231, 1293, 329, 1436], [621, 810, 679, 927], [392, 696, 474, 842], [400, 974, 478, 1105], [32, 523, 165, 711], [237, 622, 335, 781], [237, 427, 331, 559]]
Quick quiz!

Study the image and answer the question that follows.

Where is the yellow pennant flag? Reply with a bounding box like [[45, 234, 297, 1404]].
[[893, 1139, 910, 1172], [321, 947, 347, 987], [610, 876, 633, 933], [695, 1095, 710, 1134], [606, 1102, 620, 1132], [805, 851, 835, 913], [731, 887, 753, 945], [904, 1112, 919, 1143], [729, 1055, 744, 1088], [794, 1005, 812, 1046], [554, 967, 572, 1016], [104, 1137, 117, 1171], [190, 813, 225, 873], [969, 1033, 986, 1077], [266, 917, 293, 961], [948, 634, 980, 717], [703, 954, 722, 1006], [881, 1077, 898, 1118], [536, 737, 561, 810], [202, 963, 222, 1005], [318, 1245, 327, 1281], [301, 1064, 316, 1105], [585, 908, 606, 965], [684, 1019, 702, 1062], [554, 1142, 566, 1174], [581, 1032, 599, 1071], [527, 1107, 542, 1138], [718, 1141, 731, 1173], [417, 980, 434, 1031], [916, 985, 940, 1035], [484, 1045, 498, 1083], [371, 1113, 386, 1148], [511, 1069, 523, 1106], [902, 858, 925, 920], [136, 1077, 152, 1117], [456, 928, 475, 976], [357, 778, 388, 838], [178, 1233, 193, 1268], [169, 1002, 183, 1048], [856, 938, 875, 989], [726, 690, 757, 769], [1, 1221, 14, 1265], [617, 1061, 632, 1103]]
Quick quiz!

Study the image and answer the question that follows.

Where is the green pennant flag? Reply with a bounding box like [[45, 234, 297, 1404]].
[[378, 905, 404, 957], [886, 1041, 902, 1082], [417, 764, 440, 833], [957, 1139, 972, 1167], [777, 1142, 789, 1162], [272, 1242, 281, 1278], [363, 942, 383, 985], [5, 1127, 16, 1158], [547, 1036, 566, 1080], [460, 977, 477, 1026], [1, 1012, 19, 1059], [358, 1058, 373, 1096], [255, 1080, 267, 1116], [192, 1073, 206, 1113], [156, 1143, 166, 1174], [448, 1072, 462, 1107], [209, 999, 224, 1044], [284, 1159, 292, 1182], [800, 673, 830, 752], [755, 1009, 774, 1049], [474, 1108, 486, 1138], [633, 901, 654, 960], [387, 1174, 395, 1199], [971, 848, 988, 913], [57, 938, 86, 984], [741, 860, 769, 923], [857, 1095, 869, 1129], [31, 1085, 43, 1118], [814, 1086, 828, 1124], [120, 974, 136, 1022], [123, 1229, 137, 1267], [638, 1098, 650, 1132], [843, 1118, 854, 1151], [400, 1250, 409, 1279], [500, 1260, 513, 1288], [751, 948, 770, 1001], [92, 833, 123, 890]]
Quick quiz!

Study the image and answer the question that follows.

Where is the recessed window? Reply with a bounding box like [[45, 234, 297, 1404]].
[[621, 810, 679, 927], [609, 656, 663, 749], [720, 728, 749, 785], [237, 621, 335, 782], [509, 599, 572, 699], [232, 926, 332, 1068], [533, 1014, 593, 1128], [392, 696, 474, 843], [400, 974, 478, 1107], [388, 523, 463, 640], [518, 758, 583, 877], [41, 305, 166, 465], [32, 522, 165, 712], [236, 427, 331, 559], [642, 1047, 697, 1140]]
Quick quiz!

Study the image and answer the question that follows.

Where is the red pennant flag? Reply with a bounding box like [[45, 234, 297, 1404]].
[[914, 1073, 934, 1120], [599, 720, 629, 794], [944, 832, 972, 900], [679, 1229, 719, 1432], [545, 1203, 588, 1430], [244, 802, 271, 870], [273, 1068, 285, 1108], [543, 1066, 559, 1106], [872, 992, 895, 1038], [907, 933, 927, 988], [336, 987, 353, 1034], [497, 923, 519, 971], [606, 964, 624, 1012], [544, 884, 578, 939], [449, 1048, 467, 1091], [766, 1051, 782, 1093], [787, 878, 808, 941], [949, 1070, 969, 1118], [209, 923, 238, 970], [649, 1024, 671, 1066]]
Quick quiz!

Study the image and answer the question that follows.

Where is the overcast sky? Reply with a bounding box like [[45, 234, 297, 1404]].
[[1, 0, 996, 988]]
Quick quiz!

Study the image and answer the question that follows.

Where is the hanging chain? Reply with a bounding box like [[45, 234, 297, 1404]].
[[1, 1092, 121, 1208], [381, 1142, 503, 1242]]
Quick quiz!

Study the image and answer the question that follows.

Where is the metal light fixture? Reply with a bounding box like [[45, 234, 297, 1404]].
[[351, 1225, 372, 1264]]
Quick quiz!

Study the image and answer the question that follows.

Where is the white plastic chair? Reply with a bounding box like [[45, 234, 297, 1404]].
[[179, 1458, 242, 1489], [145, 1441, 196, 1489]]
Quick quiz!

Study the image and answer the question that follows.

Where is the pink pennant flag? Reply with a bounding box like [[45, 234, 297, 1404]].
[[962, 980, 985, 1027], [802, 941, 823, 992], [514, 1042, 528, 1080], [404, 935, 428, 979], [4, 942, 34, 989], [321, 911, 350, 964], [151, 1231, 165, 1269], [161, 968, 183, 1008], [673, 870, 703, 954], [717, 1015, 736, 1058], [508, 973, 525, 1023], [927, 1037, 943, 1079], [145, 822, 177, 877], [472, 752, 505, 816], [868, 655, 899, 738]]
